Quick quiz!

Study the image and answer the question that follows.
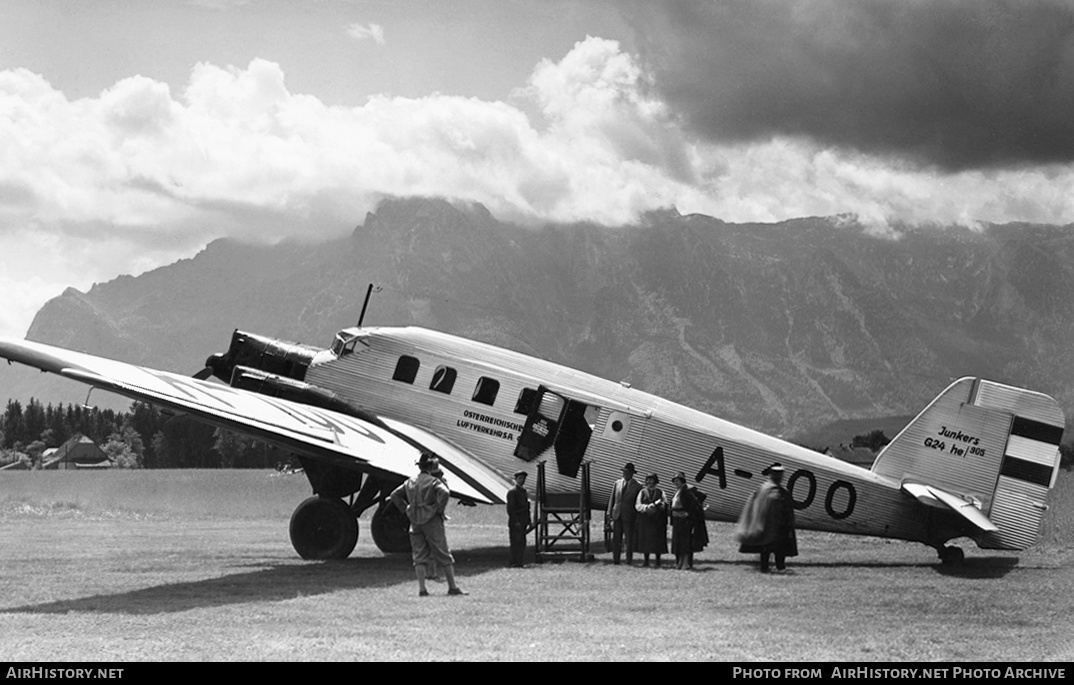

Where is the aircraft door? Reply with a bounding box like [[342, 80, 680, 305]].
[[514, 385, 596, 478]]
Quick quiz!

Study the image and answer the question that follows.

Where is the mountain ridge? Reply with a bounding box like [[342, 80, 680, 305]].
[[9, 196, 1073, 439]]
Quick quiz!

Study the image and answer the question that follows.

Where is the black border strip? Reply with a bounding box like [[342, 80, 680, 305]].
[[999, 455, 1053, 487], [1010, 416, 1063, 445]]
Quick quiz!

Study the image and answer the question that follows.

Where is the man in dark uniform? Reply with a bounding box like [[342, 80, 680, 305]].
[[607, 462, 642, 565], [507, 470, 531, 567], [506, 472, 532, 566]]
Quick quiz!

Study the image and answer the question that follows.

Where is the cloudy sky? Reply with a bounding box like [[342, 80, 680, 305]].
[[3, 0, 1074, 338]]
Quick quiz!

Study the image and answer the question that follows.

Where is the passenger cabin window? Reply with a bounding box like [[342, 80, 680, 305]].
[[392, 355, 420, 383], [472, 377, 500, 406], [430, 366, 457, 394], [514, 387, 538, 415]]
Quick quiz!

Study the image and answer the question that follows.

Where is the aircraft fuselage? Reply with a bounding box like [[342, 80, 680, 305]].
[[303, 326, 965, 548]]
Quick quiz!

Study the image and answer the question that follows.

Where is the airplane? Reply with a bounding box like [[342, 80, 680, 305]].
[[0, 324, 1065, 564]]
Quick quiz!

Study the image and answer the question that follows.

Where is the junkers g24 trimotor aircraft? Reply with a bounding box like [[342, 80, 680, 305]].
[[0, 325, 1065, 563]]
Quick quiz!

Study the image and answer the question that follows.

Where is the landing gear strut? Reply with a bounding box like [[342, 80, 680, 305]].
[[289, 496, 359, 560]]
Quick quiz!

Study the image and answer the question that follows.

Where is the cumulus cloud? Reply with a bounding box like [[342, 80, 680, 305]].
[[524, 35, 696, 184], [3, 33, 1074, 336], [345, 22, 385, 45]]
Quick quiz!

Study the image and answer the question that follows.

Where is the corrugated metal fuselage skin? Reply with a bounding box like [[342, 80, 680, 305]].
[[304, 327, 992, 549]]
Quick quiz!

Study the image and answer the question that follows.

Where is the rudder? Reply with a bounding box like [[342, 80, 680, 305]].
[[872, 378, 1065, 550]]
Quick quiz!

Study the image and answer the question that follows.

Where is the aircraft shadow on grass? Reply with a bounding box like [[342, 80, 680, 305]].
[[930, 555, 1021, 579], [0, 543, 1023, 615], [0, 545, 518, 616], [716, 555, 1020, 578]]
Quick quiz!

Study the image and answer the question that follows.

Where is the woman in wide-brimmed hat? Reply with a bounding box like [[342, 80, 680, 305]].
[[634, 473, 667, 567], [669, 472, 704, 570]]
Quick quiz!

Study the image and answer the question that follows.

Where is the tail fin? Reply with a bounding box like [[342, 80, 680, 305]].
[[872, 377, 1065, 550]]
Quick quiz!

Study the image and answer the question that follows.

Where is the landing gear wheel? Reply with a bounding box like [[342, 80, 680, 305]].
[[371, 500, 412, 554], [938, 545, 964, 564], [289, 496, 359, 560]]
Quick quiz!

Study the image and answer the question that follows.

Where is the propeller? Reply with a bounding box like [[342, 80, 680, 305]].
[[194, 350, 231, 381]]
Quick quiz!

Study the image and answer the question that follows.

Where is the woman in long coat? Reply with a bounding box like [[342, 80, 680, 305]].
[[634, 473, 667, 567], [669, 472, 703, 569]]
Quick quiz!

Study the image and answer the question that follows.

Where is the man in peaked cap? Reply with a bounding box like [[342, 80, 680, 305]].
[[390, 451, 468, 596], [506, 470, 532, 567], [734, 462, 798, 573], [607, 462, 642, 565]]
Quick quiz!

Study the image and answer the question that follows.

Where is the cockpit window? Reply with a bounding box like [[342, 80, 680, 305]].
[[472, 377, 500, 406], [514, 387, 538, 415], [332, 331, 359, 356], [430, 366, 457, 394], [392, 355, 420, 383]]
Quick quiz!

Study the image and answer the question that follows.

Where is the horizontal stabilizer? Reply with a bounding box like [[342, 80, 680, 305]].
[[902, 482, 999, 532]]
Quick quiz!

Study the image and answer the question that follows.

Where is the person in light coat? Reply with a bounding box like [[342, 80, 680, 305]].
[[390, 452, 468, 596]]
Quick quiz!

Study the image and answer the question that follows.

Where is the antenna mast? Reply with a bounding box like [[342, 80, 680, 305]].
[[357, 283, 378, 328]]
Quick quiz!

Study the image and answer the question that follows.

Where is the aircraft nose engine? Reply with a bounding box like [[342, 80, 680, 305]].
[[204, 330, 321, 384]]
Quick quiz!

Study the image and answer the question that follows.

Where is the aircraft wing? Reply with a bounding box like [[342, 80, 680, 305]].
[[0, 337, 509, 505], [901, 482, 1000, 532]]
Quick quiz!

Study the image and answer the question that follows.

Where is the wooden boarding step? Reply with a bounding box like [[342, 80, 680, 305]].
[[534, 460, 593, 563]]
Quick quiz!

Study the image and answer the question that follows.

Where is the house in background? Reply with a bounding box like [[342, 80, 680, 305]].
[[0, 456, 30, 471], [41, 435, 112, 470]]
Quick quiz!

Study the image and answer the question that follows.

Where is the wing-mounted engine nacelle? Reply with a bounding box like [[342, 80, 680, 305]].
[[226, 365, 382, 423], [205, 330, 321, 384]]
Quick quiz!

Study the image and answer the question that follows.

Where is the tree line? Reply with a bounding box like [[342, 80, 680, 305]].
[[0, 398, 284, 469], [3, 396, 1069, 471]]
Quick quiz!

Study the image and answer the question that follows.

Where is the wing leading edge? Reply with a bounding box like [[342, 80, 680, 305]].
[[0, 337, 509, 505]]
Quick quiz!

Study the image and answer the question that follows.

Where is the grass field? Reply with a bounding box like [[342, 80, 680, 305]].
[[1, 469, 1072, 662]]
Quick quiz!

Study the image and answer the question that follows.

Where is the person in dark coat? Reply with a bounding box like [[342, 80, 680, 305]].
[[690, 487, 710, 554], [735, 462, 798, 572], [507, 470, 531, 567], [633, 473, 667, 568], [669, 472, 703, 570]]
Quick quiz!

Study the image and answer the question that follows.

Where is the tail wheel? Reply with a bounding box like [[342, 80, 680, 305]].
[[371, 500, 412, 554], [289, 496, 359, 560]]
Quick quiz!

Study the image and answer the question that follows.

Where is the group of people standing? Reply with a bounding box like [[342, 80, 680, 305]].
[[390, 450, 798, 597], [608, 460, 798, 573], [607, 462, 709, 570]]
